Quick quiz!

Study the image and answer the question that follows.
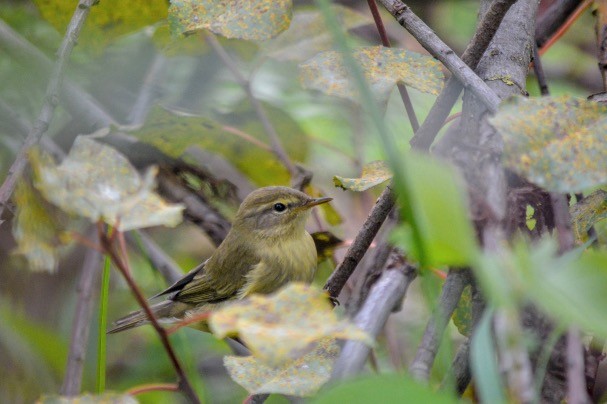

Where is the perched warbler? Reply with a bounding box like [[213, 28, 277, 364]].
[[109, 186, 332, 333]]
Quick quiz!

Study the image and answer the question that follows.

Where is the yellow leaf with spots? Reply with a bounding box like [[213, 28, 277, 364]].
[[224, 338, 338, 396], [334, 160, 391, 191], [169, 0, 292, 41], [490, 95, 607, 192], [300, 46, 443, 106], [571, 190, 607, 244], [210, 283, 372, 366]]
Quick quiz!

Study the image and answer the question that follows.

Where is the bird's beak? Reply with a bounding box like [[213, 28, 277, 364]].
[[305, 196, 332, 208]]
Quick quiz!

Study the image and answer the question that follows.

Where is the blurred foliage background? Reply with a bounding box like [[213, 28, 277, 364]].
[[0, 0, 602, 402]]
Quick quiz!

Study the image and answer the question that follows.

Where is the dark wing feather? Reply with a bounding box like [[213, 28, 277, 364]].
[[151, 260, 208, 299]]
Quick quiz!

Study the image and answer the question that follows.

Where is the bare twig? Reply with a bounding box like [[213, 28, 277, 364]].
[[532, 43, 550, 96], [538, 0, 593, 56], [99, 226, 200, 403], [203, 31, 299, 178], [127, 54, 168, 125], [324, 186, 395, 299], [376, 0, 501, 114], [0, 0, 100, 220], [128, 231, 184, 285], [127, 383, 180, 396], [408, 0, 517, 151], [409, 269, 471, 381], [366, 0, 419, 132], [331, 262, 417, 379], [536, 0, 583, 48], [566, 328, 589, 404], [61, 241, 102, 396]]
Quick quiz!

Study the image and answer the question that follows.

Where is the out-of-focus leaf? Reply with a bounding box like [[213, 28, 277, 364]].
[[452, 285, 472, 337], [470, 309, 507, 404], [32, 137, 183, 231], [129, 105, 307, 186], [265, 5, 371, 62], [12, 178, 66, 272], [390, 154, 479, 267], [37, 392, 137, 404], [571, 190, 607, 243], [312, 374, 458, 404], [210, 283, 372, 366], [33, 0, 167, 53], [333, 160, 391, 191], [300, 46, 443, 106], [489, 95, 607, 192], [169, 0, 292, 41], [225, 338, 338, 396], [311, 231, 342, 263]]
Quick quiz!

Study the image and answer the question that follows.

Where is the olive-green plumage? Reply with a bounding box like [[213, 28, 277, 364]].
[[108, 186, 331, 333]]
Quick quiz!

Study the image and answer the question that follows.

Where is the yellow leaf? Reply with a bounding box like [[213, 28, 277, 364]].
[[333, 160, 392, 192]]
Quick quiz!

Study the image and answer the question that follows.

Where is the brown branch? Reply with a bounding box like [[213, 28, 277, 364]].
[[408, 0, 517, 151], [99, 226, 200, 403], [0, 0, 100, 220], [127, 383, 180, 396], [61, 240, 102, 395], [409, 268, 471, 381], [536, 0, 584, 48], [366, 0, 419, 132], [538, 0, 593, 56], [324, 186, 395, 299], [532, 43, 550, 96]]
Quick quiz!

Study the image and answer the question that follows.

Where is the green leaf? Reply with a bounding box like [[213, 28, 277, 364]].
[[33, 0, 167, 53], [210, 283, 372, 366], [265, 4, 371, 62], [37, 392, 137, 404], [300, 46, 443, 106], [128, 105, 308, 186], [333, 160, 391, 191], [12, 178, 66, 272], [470, 309, 507, 404], [312, 374, 459, 404], [224, 338, 338, 396], [169, 0, 293, 41], [489, 95, 607, 192], [391, 154, 479, 267], [571, 190, 607, 243], [452, 285, 472, 337], [32, 136, 184, 231]]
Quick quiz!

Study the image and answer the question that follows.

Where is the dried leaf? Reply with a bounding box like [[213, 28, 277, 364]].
[[33, 137, 183, 231], [266, 5, 371, 62], [210, 283, 372, 366], [169, 0, 292, 41], [490, 95, 607, 192], [300, 46, 443, 105], [333, 160, 391, 191], [571, 190, 607, 244], [224, 338, 338, 396]]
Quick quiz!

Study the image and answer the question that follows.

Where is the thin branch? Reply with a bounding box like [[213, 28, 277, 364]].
[[536, 0, 583, 48], [596, 0, 607, 91], [532, 43, 550, 96], [127, 54, 167, 125], [331, 262, 417, 379], [550, 193, 575, 254], [409, 269, 471, 381], [377, 0, 501, 115], [0, 0, 99, 220], [203, 31, 299, 178], [127, 383, 180, 396], [366, 0, 419, 131], [538, 0, 593, 56], [99, 227, 200, 403], [324, 186, 395, 299], [408, 0, 517, 151], [127, 231, 183, 285], [61, 241, 102, 396]]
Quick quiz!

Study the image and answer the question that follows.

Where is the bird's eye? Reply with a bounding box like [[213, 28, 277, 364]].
[[273, 203, 287, 212]]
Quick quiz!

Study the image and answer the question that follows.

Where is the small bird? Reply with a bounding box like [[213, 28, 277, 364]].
[[109, 186, 332, 333]]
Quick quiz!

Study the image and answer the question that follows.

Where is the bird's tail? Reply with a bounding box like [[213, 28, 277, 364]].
[[107, 300, 174, 334]]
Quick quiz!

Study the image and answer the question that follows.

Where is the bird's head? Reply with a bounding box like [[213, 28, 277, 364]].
[[233, 186, 332, 239]]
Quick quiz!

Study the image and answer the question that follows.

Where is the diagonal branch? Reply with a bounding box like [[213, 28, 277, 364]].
[[0, 0, 101, 220]]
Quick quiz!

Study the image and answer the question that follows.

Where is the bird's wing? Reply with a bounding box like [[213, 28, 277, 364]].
[[151, 259, 209, 299]]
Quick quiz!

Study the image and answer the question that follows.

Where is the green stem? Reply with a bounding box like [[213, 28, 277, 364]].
[[96, 254, 111, 393]]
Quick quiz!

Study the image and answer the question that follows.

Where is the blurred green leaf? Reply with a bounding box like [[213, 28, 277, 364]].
[[333, 160, 391, 191], [571, 190, 607, 244], [490, 95, 607, 192], [391, 154, 479, 267], [32, 136, 184, 231], [300, 46, 443, 106], [470, 309, 507, 404], [225, 338, 338, 396], [265, 4, 370, 62], [33, 0, 167, 53], [169, 0, 293, 40], [37, 392, 137, 403], [452, 285, 472, 337], [210, 283, 372, 366], [312, 374, 459, 403]]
